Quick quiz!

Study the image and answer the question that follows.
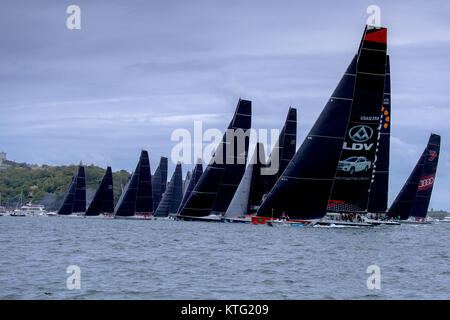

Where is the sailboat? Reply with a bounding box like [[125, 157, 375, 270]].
[[152, 156, 168, 211], [177, 98, 252, 222], [177, 159, 203, 215], [85, 166, 114, 217], [322, 54, 395, 226], [114, 150, 153, 218], [224, 142, 266, 223], [387, 133, 441, 223], [11, 190, 26, 217], [254, 25, 388, 225], [183, 170, 192, 196], [57, 165, 86, 216], [154, 162, 183, 218]]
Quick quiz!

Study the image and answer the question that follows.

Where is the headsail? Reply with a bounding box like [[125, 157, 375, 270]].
[[225, 142, 265, 217], [85, 166, 114, 216], [154, 162, 183, 217], [257, 25, 387, 220], [178, 99, 252, 217]]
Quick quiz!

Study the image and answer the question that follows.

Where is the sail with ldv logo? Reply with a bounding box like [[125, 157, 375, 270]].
[[256, 25, 387, 220], [328, 27, 388, 213]]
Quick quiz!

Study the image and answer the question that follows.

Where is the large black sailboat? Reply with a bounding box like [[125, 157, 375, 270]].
[[58, 165, 86, 215], [255, 25, 387, 221], [85, 166, 114, 216], [135, 150, 153, 215], [114, 150, 152, 217], [387, 134, 441, 221], [178, 98, 251, 219], [152, 156, 168, 211], [154, 162, 183, 217]]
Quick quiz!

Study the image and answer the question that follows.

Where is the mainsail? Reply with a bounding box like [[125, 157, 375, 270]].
[[327, 26, 387, 213], [264, 107, 297, 192], [367, 55, 391, 213], [154, 162, 183, 217], [388, 134, 441, 220], [178, 99, 252, 217], [183, 171, 192, 196], [257, 25, 387, 220], [85, 166, 114, 216], [225, 142, 265, 217], [58, 165, 86, 215], [114, 151, 148, 217], [152, 156, 168, 211], [135, 150, 153, 214], [178, 160, 203, 214]]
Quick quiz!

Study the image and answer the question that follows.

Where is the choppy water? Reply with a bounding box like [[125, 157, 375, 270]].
[[0, 216, 448, 299]]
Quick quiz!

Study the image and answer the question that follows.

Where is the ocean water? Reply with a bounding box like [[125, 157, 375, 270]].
[[0, 216, 448, 299]]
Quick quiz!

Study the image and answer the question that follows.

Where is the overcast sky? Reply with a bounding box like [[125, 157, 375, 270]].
[[1, 0, 449, 210]]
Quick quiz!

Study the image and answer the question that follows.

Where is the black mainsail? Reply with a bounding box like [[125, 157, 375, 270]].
[[154, 162, 183, 217], [152, 156, 168, 211], [178, 160, 203, 214], [135, 150, 153, 215], [58, 165, 86, 215], [388, 134, 441, 220], [114, 151, 149, 217], [257, 25, 387, 220], [263, 107, 297, 193], [178, 99, 252, 217], [327, 26, 387, 213], [367, 55, 391, 213], [85, 166, 114, 216]]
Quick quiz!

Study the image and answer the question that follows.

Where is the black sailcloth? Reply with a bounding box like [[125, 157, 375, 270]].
[[58, 165, 86, 215], [85, 166, 114, 216], [328, 26, 387, 213], [178, 99, 251, 217], [135, 150, 153, 214], [152, 156, 168, 211], [387, 148, 427, 220], [154, 162, 183, 217], [178, 161, 203, 214]]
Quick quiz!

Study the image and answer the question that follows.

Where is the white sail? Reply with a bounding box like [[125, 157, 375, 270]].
[[224, 147, 260, 217]]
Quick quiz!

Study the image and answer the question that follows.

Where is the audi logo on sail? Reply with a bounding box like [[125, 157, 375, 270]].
[[349, 125, 373, 142], [418, 175, 435, 191]]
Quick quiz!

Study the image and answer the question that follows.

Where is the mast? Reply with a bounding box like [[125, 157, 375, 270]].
[[367, 55, 391, 213], [257, 25, 387, 220], [154, 162, 183, 217], [178, 98, 252, 217], [85, 166, 114, 216]]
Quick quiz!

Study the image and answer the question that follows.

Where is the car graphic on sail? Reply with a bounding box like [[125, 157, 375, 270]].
[[337, 156, 371, 175]]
